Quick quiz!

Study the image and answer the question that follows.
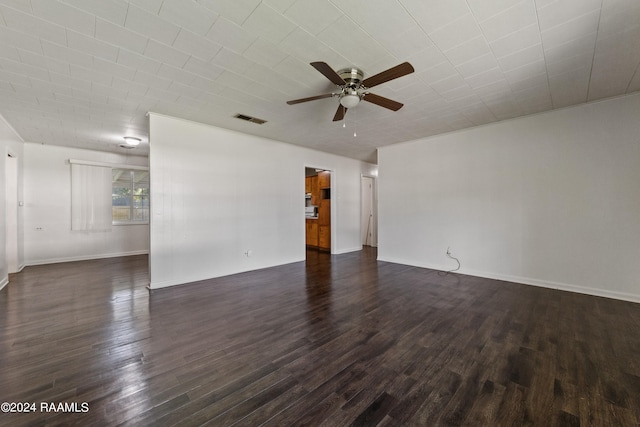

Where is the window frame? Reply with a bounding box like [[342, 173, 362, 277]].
[[112, 168, 149, 226], [69, 160, 149, 227]]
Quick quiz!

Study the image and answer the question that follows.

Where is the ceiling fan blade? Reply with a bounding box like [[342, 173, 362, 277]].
[[362, 62, 414, 88], [311, 62, 345, 86], [363, 93, 404, 111], [286, 93, 333, 105], [333, 105, 347, 121]]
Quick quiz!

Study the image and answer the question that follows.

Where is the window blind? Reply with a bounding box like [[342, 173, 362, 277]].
[[71, 163, 113, 231]]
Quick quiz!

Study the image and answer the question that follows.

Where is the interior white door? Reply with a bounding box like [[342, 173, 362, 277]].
[[361, 176, 373, 246], [6, 154, 18, 274]]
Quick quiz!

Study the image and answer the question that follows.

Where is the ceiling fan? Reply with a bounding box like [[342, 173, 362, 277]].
[[287, 61, 415, 121]]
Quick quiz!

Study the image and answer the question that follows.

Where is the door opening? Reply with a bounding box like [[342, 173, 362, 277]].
[[6, 153, 19, 274], [304, 167, 331, 254]]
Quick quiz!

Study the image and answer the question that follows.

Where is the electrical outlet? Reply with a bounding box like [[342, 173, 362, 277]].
[[446, 247, 451, 255]]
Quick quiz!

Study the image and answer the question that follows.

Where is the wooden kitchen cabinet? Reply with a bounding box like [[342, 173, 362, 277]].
[[310, 176, 319, 206], [319, 225, 330, 250], [306, 219, 318, 246], [318, 171, 330, 188], [318, 171, 331, 250], [318, 191, 330, 251], [318, 202, 330, 226]]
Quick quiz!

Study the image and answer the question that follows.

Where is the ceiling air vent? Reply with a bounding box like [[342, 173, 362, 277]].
[[234, 113, 267, 125]]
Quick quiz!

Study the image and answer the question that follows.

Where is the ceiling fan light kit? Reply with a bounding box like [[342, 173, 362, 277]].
[[287, 61, 414, 122], [340, 92, 360, 109]]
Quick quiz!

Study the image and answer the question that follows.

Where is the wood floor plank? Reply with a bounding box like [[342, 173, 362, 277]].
[[1, 249, 639, 426]]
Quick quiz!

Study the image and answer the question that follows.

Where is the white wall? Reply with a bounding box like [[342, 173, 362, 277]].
[[24, 143, 149, 265], [378, 93, 640, 303], [0, 115, 24, 290], [149, 114, 376, 289]]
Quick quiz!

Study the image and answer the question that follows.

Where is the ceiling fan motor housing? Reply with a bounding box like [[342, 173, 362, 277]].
[[338, 68, 365, 88]]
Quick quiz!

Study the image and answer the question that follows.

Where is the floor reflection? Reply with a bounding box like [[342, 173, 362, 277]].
[[304, 249, 335, 340]]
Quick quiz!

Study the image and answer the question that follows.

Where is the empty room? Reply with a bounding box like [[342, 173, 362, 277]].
[[1, 1, 639, 426]]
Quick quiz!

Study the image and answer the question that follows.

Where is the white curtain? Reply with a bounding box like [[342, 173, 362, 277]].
[[71, 163, 112, 231]]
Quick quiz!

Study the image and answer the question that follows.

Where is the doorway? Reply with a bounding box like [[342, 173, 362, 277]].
[[6, 153, 19, 274], [361, 176, 375, 247], [304, 167, 331, 253]]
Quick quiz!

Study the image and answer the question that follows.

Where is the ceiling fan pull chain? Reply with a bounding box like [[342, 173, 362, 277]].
[[353, 109, 357, 137]]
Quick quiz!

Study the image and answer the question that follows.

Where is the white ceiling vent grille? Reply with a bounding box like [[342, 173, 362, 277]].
[[234, 114, 267, 125]]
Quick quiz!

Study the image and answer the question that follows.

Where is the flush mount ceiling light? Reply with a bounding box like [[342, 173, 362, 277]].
[[123, 136, 141, 146]]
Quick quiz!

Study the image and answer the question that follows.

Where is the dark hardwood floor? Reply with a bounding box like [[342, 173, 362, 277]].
[[1, 248, 639, 426]]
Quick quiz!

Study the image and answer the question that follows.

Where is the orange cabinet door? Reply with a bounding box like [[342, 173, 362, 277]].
[[318, 202, 330, 226], [319, 225, 330, 250], [310, 176, 319, 206], [306, 220, 318, 246], [318, 171, 330, 188]]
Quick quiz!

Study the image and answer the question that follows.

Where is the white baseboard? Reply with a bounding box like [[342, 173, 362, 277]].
[[0, 276, 8, 291], [149, 271, 243, 290], [149, 277, 198, 290], [27, 250, 149, 266], [333, 246, 364, 255], [5, 264, 25, 275], [149, 257, 305, 290], [473, 270, 640, 304], [377, 255, 640, 304]]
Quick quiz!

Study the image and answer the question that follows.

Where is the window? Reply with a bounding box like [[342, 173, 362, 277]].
[[112, 169, 149, 224]]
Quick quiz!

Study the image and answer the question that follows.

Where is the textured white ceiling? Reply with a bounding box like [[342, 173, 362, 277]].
[[0, 0, 639, 163]]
